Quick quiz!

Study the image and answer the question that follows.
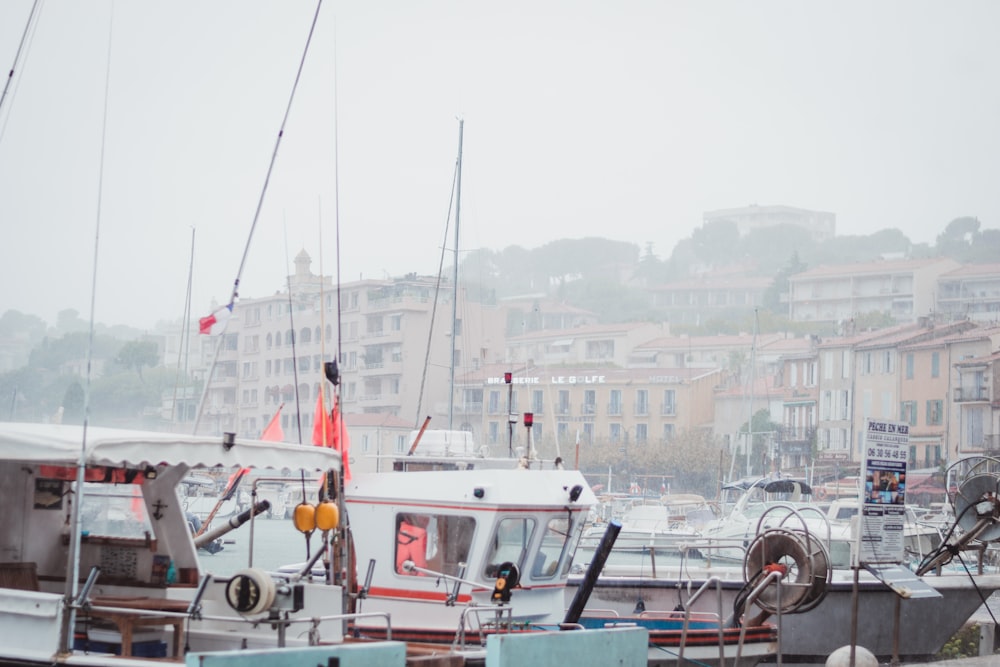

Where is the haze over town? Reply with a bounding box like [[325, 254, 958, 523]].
[[0, 1, 998, 329]]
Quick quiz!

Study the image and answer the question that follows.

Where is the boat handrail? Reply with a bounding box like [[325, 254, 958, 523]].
[[402, 560, 490, 593], [453, 603, 515, 650], [80, 600, 395, 643], [577, 607, 621, 618], [674, 575, 727, 667]]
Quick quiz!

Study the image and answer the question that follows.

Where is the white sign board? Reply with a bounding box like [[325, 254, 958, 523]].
[[856, 418, 909, 565]]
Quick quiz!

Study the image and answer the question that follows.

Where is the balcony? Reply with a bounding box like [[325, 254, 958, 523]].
[[457, 402, 483, 414], [661, 403, 676, 417], [607, 403, 622, 417], [581, 403, 596, 415], [778, 426, 816, 444], [556, 405, 571, 416], [954, 387, 989, 402]]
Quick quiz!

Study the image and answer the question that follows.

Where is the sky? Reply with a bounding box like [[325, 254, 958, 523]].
[[0, 1, 998, 331]]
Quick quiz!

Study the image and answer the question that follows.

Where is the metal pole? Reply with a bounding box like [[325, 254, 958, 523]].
[[448, 119, 463, 431]]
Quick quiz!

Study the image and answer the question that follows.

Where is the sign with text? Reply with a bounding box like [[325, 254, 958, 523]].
[[856, 418, 909, 566]]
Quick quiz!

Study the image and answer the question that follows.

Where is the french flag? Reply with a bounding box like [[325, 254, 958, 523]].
[[199, 302, 233, 335]]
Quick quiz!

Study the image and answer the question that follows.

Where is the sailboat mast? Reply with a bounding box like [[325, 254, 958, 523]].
[[745, 308, 759, 477], [448, 119, 463, 430]]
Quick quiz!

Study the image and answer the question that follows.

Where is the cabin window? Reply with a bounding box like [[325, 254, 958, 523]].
[[532, 515, 576, 579], [79, 482, 152, 539], [394, 513, 475, 578], [485, 518, 536, 578]]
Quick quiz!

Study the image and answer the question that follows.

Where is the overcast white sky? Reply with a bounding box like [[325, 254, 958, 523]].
[[0, 1, 998, 330]]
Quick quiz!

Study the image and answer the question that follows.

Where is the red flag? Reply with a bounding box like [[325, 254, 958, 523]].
[[261, 404, 284, 442], [312, 388, 334, 447], [331, 397, 352, 482]]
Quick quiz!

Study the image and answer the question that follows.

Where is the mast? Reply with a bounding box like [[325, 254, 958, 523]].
[[745, 308, 759, 477], [448, 119, 463, 430]]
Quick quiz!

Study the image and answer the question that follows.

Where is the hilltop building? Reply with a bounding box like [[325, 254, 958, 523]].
[[937, 263, 1000, 324], [703, 204, 836, 241], [787, 257, 961, 325]]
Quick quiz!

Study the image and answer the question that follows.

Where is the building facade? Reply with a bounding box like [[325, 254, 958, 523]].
[[787, 257, 961, 324]]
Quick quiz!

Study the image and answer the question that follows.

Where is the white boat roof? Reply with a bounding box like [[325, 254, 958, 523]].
[[346, 468, 596, 509], [0, 422, 341, 472]]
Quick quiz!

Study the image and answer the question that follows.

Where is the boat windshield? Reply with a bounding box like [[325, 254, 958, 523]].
[[531, 516, 574, 579], [79, 482, 153, 539], [486, 517, 536, 578]]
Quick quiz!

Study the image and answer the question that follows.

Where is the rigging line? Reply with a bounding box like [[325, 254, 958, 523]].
[[317, 196, 328, 444], [0, 0, 41, 121], [192, 1, 322, 434], [415, 156, 459, 427], [283, 215, 304, 443], [332, 21, 343, 409], [171, 227, 195, 422], [231, 0, 323, 302], [61, 1, 113, 655]]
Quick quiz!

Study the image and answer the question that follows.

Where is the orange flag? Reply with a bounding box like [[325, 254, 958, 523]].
[[331, 397, 352, 482], [261, 404, 284, 442], [312, 389, 334, 447]]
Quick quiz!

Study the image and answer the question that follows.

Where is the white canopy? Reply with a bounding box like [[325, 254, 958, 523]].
[[0, 422, 341, 472]]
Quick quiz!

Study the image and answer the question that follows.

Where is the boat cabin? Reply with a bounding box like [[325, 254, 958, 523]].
[[344, 467, 596, 639]]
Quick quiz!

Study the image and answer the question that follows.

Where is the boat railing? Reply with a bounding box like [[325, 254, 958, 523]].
[[669, 571, 781, 667], [79, 597, 394, 646], [453, 603, 516, 650]]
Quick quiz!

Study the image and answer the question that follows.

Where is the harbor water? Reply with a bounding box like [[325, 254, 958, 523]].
[[197, 515, 323, 578]]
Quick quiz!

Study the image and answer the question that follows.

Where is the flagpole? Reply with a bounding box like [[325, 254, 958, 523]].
[[192, 0, 324, 435]]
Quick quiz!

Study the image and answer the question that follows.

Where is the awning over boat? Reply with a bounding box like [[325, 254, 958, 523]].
[[0, 422, 341, 472], [723, 475, 813, 496]]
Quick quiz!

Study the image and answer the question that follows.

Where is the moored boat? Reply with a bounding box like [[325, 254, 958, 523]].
[[0, 421, 369, 665], [569, 468, 1000, 665]]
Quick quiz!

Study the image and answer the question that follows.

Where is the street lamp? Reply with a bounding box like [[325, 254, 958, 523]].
[[505, 372, 514, 457]]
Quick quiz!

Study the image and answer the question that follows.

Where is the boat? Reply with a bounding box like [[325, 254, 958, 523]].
[[569, 469, 1000, 665], [0, 421, 374, 665], [308, 445, 784, 666], [577, 494, 713, 563]]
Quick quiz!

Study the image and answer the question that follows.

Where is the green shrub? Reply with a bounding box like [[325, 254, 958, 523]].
[[937, 623, 982, 660]]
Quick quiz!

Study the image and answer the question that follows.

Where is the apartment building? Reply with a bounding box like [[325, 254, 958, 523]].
[[455, 363, 722, 454], [713, 375, 783, 476], [937, 263, 1000, 323], [628, 332, 786, 371], [497, 295, 599, 336], [787, 257, 960, 324], [646, 275, 773, 326], [193, 251, 504, 439], [774, 342, 820, 470], [898, 338, 949, 468], [946, 326, 1000, 458], [505, 322, 664, 369], [344, 412, 414, 474]]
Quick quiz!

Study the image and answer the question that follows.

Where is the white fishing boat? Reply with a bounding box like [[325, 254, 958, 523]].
[[0, 421, 373, 665], [281, 447, 784, 667]]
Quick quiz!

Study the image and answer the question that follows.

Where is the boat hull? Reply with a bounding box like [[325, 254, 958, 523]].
[[568, 571, 1000, 663]]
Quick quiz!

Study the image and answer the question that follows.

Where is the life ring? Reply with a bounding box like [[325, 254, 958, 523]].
[[814, 488, 828, 500]]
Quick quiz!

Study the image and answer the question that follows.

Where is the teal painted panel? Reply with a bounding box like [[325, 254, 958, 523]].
[[185, 642, 407, 667], [485, 627, 648, 667]]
